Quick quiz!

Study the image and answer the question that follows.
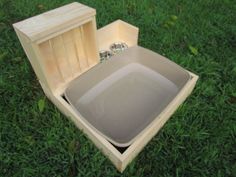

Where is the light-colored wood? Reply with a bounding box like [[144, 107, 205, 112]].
[[14, 30, 51, 90], [13, 2, 198, 173], [13, 3, 99, 93], [97, 20, 139, 51], [37, 19, 99, 92], [13, 2, 96, 42]]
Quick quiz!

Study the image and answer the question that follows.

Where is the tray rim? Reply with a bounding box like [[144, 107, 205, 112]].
[[63, 53, 192, 147], [40, 63, 198, 172]]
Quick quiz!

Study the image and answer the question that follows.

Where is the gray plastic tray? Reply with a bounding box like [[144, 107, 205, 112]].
[[65, 46, 190, 147]]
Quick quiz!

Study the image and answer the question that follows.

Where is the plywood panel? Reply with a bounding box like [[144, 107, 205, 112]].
[[37, 20, 99, 92], [62, 30, 81, 75], [50, 35, 72, 80], [73, 27, 89, 71], [119, 20, 139, 47], [39, 41, 63, 89], [97, 20, 139, 51], [83, 18, 99, 65]]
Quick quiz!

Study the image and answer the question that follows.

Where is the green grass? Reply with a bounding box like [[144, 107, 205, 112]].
[[0, 0, 236, 176]]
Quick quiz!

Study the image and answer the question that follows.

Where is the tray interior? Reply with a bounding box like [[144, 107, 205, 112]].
[[65, 46, 190, 147]]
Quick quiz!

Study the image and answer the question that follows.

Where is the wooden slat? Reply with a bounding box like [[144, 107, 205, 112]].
[[60, 35, 73, 77], [39, 40, 63, 88], [80, 26, 89, 67], [37, 20, 100, 93], [62, 30, 81, 75], [50, 35, 72, 80], [73, 27, 88, 71], [82, 17, 99, 65]]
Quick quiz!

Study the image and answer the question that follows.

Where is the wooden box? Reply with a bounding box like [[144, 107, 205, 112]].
[[13, 2, 198, 172], [97, 20, 139, 51]]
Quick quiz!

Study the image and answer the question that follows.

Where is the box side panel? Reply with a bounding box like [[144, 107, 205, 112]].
[[97, 21, 120, 51], [40, 83, 123, 171], [97, 20, 139, 51], [118, 20, 139, 47], [120, 73, 198, 172], [37, 19, 99, 93], [82, 17, 100, 65], [14, 29, 52, 92]]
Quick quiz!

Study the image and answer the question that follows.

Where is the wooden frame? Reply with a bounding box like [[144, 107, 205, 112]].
[[13, 2, 99, 95], [13, 2, 198, 172], [97, 20, 139, 51]]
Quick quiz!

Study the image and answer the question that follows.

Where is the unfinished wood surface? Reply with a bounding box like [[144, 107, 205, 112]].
[[14, 30, 51, 90], [97, 20, 139, 51], [13, 2, 198, 173], [13, 2, 96, 42], [82, 18, 99, 66], [38, 19, 99, 92], [13, 3, 99, 93]]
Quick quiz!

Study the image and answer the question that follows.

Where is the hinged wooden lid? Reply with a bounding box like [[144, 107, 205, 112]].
[[13, 2, 96, 42]]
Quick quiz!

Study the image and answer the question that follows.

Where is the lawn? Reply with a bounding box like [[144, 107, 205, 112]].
[[0, 0, 236, 176]]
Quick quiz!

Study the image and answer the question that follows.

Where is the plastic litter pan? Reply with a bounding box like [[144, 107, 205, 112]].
[[65, 46, 190, 147]]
